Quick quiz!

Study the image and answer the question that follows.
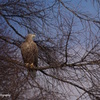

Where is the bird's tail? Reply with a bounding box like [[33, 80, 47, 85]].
[[29, 70, 37, 78]]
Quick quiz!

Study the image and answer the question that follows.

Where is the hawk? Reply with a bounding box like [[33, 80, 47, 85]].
[[21, 34, 38, 77]]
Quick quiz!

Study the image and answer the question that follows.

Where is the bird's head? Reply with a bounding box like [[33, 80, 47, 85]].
[[28, 34, 35, 38], [26, 34, 36, 42]]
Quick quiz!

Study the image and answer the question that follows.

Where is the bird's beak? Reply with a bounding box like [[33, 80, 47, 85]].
[[32, 34, 35, 38]]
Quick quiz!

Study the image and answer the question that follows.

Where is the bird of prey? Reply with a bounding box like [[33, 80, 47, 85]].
[[21, 34, 38, 78]]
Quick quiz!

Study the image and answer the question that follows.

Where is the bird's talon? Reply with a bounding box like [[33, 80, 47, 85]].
[[25, 63, 29, 67], [30, 63, 34, 68]]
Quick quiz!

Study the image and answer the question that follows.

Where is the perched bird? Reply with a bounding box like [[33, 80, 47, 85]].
[[21, 34, 38, 78]]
